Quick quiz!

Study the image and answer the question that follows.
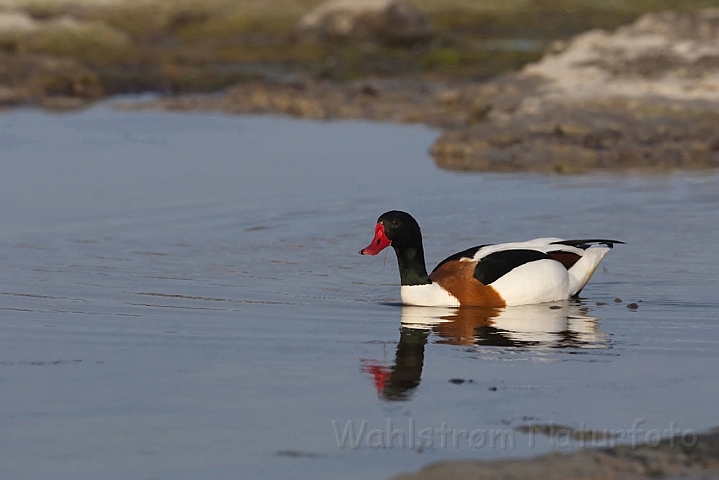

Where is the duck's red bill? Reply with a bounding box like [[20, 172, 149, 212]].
[[359, 223, 391, 255]]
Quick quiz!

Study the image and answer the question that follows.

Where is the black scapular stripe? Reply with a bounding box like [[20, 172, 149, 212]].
[[550, 239, 624, 249], [431, 245, 491, 273], [473, 249, 551, 285]]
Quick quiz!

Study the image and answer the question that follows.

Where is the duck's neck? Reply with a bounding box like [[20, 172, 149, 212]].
[[394, 245, 431, 286]]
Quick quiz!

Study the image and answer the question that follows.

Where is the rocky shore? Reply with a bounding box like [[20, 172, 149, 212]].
[[392, 427, 719, 480], [432, 9, 719, 172], [3, 1, 719, 172]]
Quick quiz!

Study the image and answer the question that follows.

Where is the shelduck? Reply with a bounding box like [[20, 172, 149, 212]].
[[359, 211, 622, 307]]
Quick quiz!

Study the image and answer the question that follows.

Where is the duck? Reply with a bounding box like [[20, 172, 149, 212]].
[[359, 210, 622, 307]]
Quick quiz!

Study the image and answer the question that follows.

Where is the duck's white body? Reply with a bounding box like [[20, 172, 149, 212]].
[[361, 211, 621, 308], [400, 238, 612, 307]]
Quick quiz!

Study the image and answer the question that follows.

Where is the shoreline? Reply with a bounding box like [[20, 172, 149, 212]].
[[392, 426, 719, 480]]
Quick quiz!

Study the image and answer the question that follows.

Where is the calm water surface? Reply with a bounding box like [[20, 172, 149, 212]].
[[1, 105, 718, 480]]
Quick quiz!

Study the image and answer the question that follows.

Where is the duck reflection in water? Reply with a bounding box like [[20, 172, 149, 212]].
[[362, 302, 609, 401]]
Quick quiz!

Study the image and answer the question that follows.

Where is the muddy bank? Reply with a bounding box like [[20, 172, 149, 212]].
[[430, 85, 719, 173], [118, 77, 479, 127], [392, 427, 719, 480]]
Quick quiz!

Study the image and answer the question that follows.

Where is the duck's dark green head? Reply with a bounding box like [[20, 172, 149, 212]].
[[359, 211, 430, 286], [359, 210, 422, 255]]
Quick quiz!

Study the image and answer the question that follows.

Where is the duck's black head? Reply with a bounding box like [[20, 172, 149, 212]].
[[359, 210, 430, 286], [359, 210, 423, 255]]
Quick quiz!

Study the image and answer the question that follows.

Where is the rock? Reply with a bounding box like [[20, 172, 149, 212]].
[[0, 51, 104, 103], [431, 93, 719, 173], [291, 0, 433, 46], [523, 9, 719, 103], [0, 85, 31, 105], [0, 12, 130, 62], [0, 11, 38, 53], [392, 428, 719, 480], [430, 9, 719, 173], [0, 12, 36, 35]]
